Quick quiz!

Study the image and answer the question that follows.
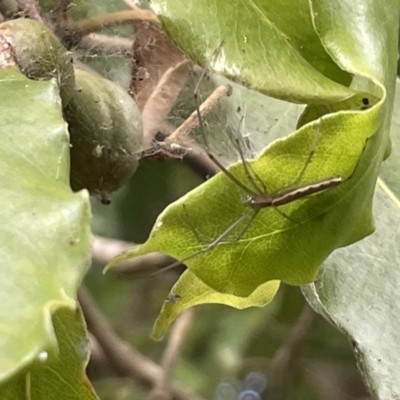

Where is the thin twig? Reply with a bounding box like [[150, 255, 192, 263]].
[[87, 332, 108, 367], [270, 303, 316, 373], [182, 150, 220, 178], [73, 9, 159, 36], [266, 304, 316, 400], [150, 309, 195, 400], [166, 84, 232, 143], [92, 235, 180, 276], [92, 235, 134, 263], [78, 33, 133, 56], [141, 60, 192, 140], [78, 286, 206, 400], [141, 140, 220, 179]]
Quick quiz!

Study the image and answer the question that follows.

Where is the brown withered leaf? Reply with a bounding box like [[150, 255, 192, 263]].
[[130, 19, 193, 144]]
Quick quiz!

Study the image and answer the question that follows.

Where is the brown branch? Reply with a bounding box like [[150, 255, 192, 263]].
[[182, 150, 220, 178], [73, 9, 159, 37], [92, 235, 180, 276], [78, 286, 205, 400], [150, 309, 195, 400], [87, 332, 108, 367], [166, 84, 232, 144], [270, 303, 316, 373], [140, 81, 228, 179], [92, 235, 133, 263], [265, 304, 316, 400], [78, 33, 133, 57], [141, 60, 192, 142], [140, 140, 219, 182]]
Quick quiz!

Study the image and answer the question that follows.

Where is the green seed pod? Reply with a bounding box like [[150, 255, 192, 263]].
[[64, 68, 143, 204], [0, 18, 75, 105]]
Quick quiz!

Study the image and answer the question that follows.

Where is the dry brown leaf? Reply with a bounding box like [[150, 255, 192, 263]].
[[130, 20, 193, 144]]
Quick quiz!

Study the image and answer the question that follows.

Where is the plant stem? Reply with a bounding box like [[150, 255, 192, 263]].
[[74, 9, 159, 36], [78, 286, 205, 400]]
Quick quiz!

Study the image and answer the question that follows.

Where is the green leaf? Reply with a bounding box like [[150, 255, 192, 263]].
[[302, 77, 400, 399], [151, 0, 356, 103], [152, 270, 280, 339], [299, 0, 399, 397], [0, 307, 98, 400], [302, 185, 400, 399], [107, 0, 394, 321], [109, 103, 381, 295], [0, 68, 91, 383]]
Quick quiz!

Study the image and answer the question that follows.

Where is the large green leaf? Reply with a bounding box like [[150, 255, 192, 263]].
[[152, 271, 280, 339], [0, 307, 98, 399], [302, 76, 400, 399], [105, 0, 397, 334], [0, 68, 91, 384], [151, 0, 356, 103], [298, 1, 399, 397], [298, 0, 398, 396]]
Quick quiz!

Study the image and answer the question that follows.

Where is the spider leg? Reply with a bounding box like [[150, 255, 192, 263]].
[[193, 85, 260, 197], [291, 117, 323, 186], [232, 130, 266, 194], [152, 209, 258, 275]]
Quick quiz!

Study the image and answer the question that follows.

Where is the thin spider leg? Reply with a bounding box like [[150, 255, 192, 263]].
[[236, 115, 267, 193], [274, 206, 299, 224], [206, 150, 260, 196], [167, 83, 232, 143], [223, 208, 260, 243], [152, 210, 253, 276], [190, 208, 260, 245], [182, 204, 213, 244], [292, 117, 322, 186], [233, 134, 266, 195], [193, 68, 208, 103], [226, 115, 266, 195], [183, 202, 257, 244], [194, 96, 210, 150], [193, 81, 260, 197]]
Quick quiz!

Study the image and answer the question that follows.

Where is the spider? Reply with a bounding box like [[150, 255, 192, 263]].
[[151, 71, 344, 275]]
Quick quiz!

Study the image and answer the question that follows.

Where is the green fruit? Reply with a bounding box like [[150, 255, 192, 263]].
[[64, 68, 143, 203], [0, 18, 75, 105]]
